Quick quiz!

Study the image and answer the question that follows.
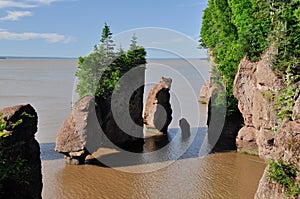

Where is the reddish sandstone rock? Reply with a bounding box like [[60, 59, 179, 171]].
[[233, 47, 300, 198], [144, 77, 172, 133], [236, 126, 258, 154], [55, 96, 101, 165], [233, 49, 284, 157], [199, 80, 210, 104]]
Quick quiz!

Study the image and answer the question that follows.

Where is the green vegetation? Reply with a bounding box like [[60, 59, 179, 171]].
[[0, 115, 30, 197], [0, 115, 7, 138], [200, 0, 271, 114], [200, 0, 300, 117], [21, 111, 35, 118], [75, 23, 147, 99], [267, 158, 300, 198]]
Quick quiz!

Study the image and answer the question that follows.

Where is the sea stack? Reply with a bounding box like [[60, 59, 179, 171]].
[[144, 77, 173, 134]]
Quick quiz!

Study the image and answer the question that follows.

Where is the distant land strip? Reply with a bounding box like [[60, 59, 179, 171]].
[[0, 56, 76, 60], [0, 56, 208, 60]]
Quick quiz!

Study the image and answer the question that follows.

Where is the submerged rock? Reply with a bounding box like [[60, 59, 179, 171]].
[[0, 104, 42, 199], [144, 77, 172, 134]]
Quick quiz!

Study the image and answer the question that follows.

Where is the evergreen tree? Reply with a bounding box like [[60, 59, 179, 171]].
[[75, 23, 147, 99], [100, 22, 112, 43], [130, 33, 138, 50]]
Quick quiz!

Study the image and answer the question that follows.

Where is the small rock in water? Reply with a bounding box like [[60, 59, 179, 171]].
[[179, 118, 191, 139]]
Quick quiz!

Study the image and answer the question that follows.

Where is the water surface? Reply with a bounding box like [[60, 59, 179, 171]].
[[0, 59, 265, 199]]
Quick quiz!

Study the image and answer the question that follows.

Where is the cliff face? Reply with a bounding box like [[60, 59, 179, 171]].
[[233, 49, 300, 198]]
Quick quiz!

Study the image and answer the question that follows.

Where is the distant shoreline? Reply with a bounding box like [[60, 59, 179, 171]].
[[0, 56, 76, 60], [0, 56, 208, 61]]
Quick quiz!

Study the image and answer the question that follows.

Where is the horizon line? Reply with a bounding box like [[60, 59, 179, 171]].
[[0, 56, 208, 60]]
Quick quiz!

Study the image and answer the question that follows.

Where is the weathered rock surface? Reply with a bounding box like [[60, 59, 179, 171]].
[[0, 104, 42, 199], [144, 77, 172, 133], [199, 80, 210, 104], [56, 67, 146, 161], [233, 50, 284, 155], [98, 66, 145, 150], [235, 127, 258, 154], [292, 95, 300, 121], [255, 120, 300, 198], [204, 52, 244, 152], [233, 49, 300, 198], [55, 96, 102, 164]]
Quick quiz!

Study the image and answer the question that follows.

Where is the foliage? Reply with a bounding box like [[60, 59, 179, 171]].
[[0, 115, 30, 197], [76, 23, 147, 99], [274, 84, 297, 121], [0, 115, 7, 138], [21, 111, 35, 118], [267, 158, 300, 198], [270, 1, 300, 77], [200, 0, 271, 114], [201, 0, 300, 119], [11, 119, 23, 129]]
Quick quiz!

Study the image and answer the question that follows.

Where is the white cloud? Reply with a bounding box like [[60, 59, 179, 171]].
[[26, 0, 73, 4], [0, 1, 36, 9], [0, 0, 76, 9], [0, 29, 75, 43], [0, 10, 33, 21]]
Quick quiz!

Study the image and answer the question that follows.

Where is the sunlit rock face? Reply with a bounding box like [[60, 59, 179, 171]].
[[144, 77, 172, 134], [233, 49, 299, 198]]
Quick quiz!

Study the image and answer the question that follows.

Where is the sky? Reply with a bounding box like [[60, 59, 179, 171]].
[[0, 0, 208, 58]]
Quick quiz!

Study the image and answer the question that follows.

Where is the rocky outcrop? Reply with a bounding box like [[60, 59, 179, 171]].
[[255, 120, 300, 199], [144, 77, 172, 133], [179, 118, 191, 139], [203, 52, 244, 152], [0, 104, 42, 199], [207, 102, 244, 152], [233, 49, 300, 198], [55, 96, 101, 165], [233, 50, 284, 155], [235, 127, 258, 154], [199, 80, 210, 104], [56, 67, 146, 163], [98, 66, 145, 150]]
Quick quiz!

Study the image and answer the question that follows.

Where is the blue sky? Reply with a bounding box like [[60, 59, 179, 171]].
[[0, 0, 208, 58]]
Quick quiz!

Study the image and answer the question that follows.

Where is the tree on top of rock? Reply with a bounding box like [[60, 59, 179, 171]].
[[75, 23, 147, 99]]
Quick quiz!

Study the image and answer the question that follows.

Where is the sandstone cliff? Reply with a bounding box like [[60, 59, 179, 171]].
[[233, 49, 300, 198]]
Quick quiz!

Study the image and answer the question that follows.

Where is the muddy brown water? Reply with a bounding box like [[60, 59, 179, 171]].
[[0, 59, 265, 199]]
